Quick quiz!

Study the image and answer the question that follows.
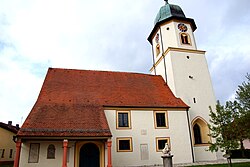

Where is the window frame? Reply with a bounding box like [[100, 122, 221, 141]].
[[9, 149, 13, 158], [192, 117, 212, 146], [155, 43, 161, 57], [117, 137, 133, 152], [47, 144, 56, 159], [116, 111, 131, 129], [193, 123, 202, 144], [0, 149, 5, 158], [180, 32, 192, 45], [156, 137, 170, 152], [154, 111, 168, 129]]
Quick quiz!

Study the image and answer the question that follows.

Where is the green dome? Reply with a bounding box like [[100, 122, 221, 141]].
[[154, 1, 186, 25]]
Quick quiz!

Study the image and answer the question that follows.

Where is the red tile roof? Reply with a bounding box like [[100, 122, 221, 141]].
[[18, 68, 188, 137]]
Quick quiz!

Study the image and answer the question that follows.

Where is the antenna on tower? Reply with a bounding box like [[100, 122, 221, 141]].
[[164, 0, 169, 4]]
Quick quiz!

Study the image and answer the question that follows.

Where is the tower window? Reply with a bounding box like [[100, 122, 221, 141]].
[[187, 56, 190, 59], [193, 124, 202, 144], [192, 117, 211, 145], [180, 33, 191, 45], [156, 44, 160, 57]]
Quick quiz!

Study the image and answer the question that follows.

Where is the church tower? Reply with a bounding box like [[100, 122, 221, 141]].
[[148, 0, 221, 161]]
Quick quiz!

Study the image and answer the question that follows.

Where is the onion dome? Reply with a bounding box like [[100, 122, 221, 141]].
[[154, 0, 186, 25]]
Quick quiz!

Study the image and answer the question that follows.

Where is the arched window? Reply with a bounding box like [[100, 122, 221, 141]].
[[47, 144, 55, 159], [180, 33, 191, 45], [193, 124, 202, 144], [192, 117, 211, 145]]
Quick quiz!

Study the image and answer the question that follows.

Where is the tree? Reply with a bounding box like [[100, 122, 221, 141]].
[[208, 101, 239, 153], [235, 73, 250, 150], [236, 73, 250, 111], [208, 73, 250, 155]]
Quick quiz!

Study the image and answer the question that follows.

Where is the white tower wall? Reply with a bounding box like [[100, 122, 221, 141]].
[[150, 18, 219, 161]]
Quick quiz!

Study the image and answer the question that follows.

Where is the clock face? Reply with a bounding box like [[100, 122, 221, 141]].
[[178, 23, 188, 32]]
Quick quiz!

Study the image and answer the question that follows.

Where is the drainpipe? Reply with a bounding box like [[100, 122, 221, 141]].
[[151, 40, 157, 75], [13, 139, 22, 167], [107, 140, 112, 167], [62, 139, 68, 167], [186, 109, 195, 163], [159, 26, 168, 83]]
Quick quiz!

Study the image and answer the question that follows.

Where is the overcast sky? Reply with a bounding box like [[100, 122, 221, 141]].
[[0, 0, 249, 125]]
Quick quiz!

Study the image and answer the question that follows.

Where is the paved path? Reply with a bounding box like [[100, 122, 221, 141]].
[[131, 159, 250, 167], [175, 159, 250, 167]]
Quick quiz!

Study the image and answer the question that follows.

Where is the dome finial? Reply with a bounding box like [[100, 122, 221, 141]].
[[164, 0, 169, 4]]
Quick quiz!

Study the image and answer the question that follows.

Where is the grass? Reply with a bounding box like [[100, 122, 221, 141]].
[[190, 162, 250, 167]]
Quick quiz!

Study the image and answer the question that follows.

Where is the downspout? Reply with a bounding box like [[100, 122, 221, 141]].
[[14, 139, 22, 167], [151, 42, 157, 75], [186, 108, 195, 163], [159, 26, 168, 83]]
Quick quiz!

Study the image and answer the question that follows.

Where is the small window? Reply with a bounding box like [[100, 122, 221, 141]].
[[180, 33, 191, 45], [0, 149, 5, 158], [156, 137, 170, 152], [28, 143, 40, 163], [194, 124, 202, 144], [156, 44, 161, 57], [9, 149, 13, 158], [154, 111, 168, 128], [117, 138, 133, 152], [116, 111, 131, 129], [47, 144, 55, 159]]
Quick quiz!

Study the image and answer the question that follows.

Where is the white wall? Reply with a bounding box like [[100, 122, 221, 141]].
[[19, 141, 75, 167], [105, 108, 193, 166], [194, 146, 217, 161]]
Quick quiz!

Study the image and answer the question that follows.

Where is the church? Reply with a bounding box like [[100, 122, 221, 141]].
[[14, 1, 222, 167]]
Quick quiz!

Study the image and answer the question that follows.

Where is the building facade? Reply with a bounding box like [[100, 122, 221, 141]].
[[0, 121, 19, 165], [14, 1, 222, 167], [15, 69, 194, 167]]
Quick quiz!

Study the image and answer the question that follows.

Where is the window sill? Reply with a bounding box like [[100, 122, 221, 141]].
[[194, 143, 211, 147]]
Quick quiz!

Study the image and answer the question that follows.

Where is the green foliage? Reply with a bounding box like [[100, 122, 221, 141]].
[[235, 73, 250, 140], [236, 73, 250, 111], [208, 73, 250, 153], [208, 102, 239, 152]]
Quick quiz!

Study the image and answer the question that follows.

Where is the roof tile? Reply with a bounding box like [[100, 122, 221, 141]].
[[18, 68, 188, 137]]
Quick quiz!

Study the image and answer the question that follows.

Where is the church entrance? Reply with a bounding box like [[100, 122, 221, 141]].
[[79, 143, 100, 167]]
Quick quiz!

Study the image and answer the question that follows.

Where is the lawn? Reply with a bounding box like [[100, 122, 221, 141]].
[[190, 162, 250, 167]]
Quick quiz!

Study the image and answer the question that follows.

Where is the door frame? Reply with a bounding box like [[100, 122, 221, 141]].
[[75, 141, 105, 167]]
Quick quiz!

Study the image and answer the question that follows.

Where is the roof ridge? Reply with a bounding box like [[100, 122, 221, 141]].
[[48, 67, 161, 77]]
